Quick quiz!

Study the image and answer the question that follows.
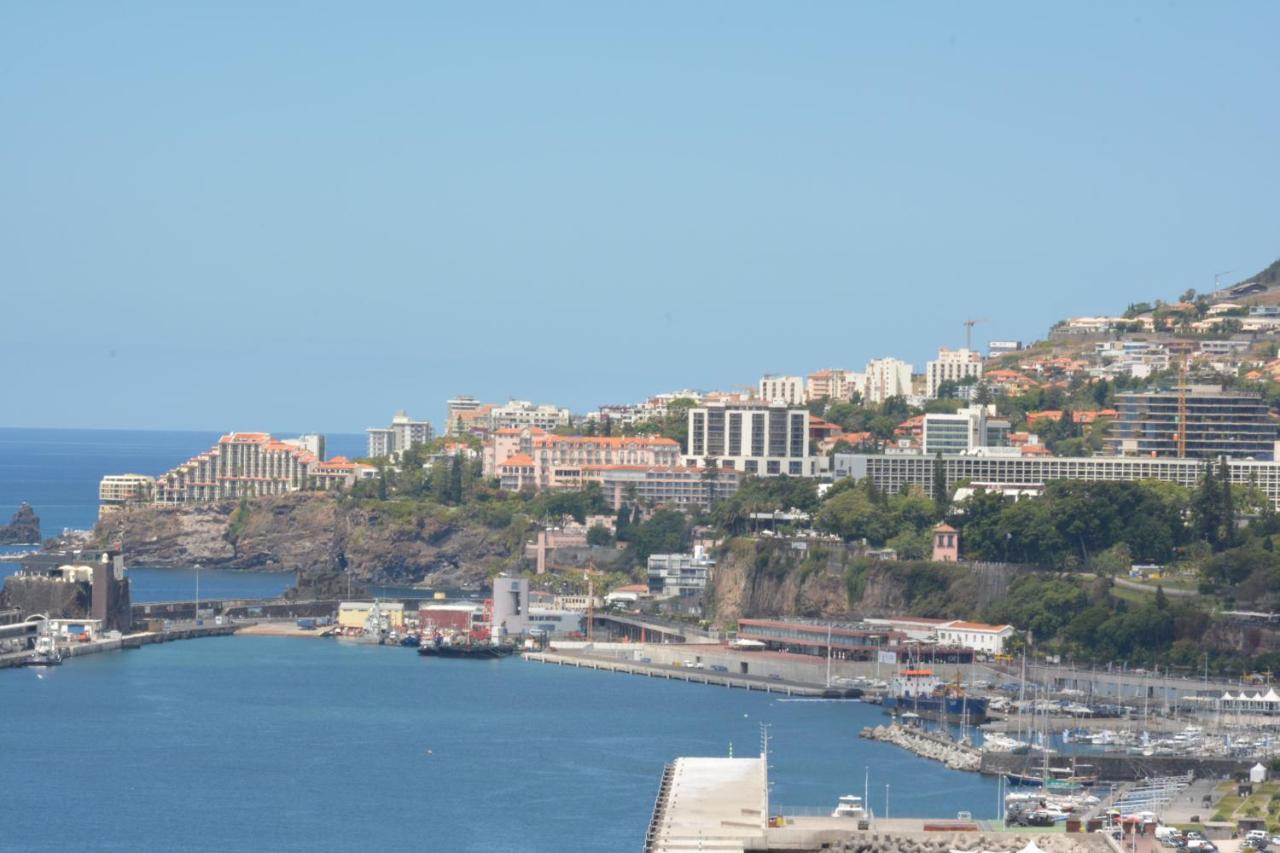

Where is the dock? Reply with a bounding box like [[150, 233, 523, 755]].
[[0, 623, 240, 670], [645, 756, 768, 852], [522, 650, 844, 697]]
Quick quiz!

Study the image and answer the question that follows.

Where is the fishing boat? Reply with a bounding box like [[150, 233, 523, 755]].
[[417, 633, 515, 659]]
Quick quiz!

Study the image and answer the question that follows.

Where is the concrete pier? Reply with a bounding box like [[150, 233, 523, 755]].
[[523, 651, 844, 697]]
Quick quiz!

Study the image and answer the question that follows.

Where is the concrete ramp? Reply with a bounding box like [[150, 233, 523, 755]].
[[645, 756, 767, 853]]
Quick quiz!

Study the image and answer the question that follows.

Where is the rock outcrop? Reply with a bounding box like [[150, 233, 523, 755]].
[[0, 503, 41, 544], [94, 494, 526, 590]]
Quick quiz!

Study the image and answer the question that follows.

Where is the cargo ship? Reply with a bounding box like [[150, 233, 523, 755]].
[[881, 669, 989, 724]]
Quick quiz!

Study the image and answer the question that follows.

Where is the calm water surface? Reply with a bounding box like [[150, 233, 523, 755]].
[[0, 637, 1000, 852]]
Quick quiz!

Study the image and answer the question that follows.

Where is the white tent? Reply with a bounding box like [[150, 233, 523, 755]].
[[1251, 762, 1268, 784]]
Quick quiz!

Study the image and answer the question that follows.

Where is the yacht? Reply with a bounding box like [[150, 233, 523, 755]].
[[831, 794, 870, 820]]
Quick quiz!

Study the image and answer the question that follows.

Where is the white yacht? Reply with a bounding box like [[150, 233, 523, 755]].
[[832, 794, 870, 820]]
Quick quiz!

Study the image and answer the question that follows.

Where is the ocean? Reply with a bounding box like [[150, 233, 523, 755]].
[[0, 428, 1000, 850]]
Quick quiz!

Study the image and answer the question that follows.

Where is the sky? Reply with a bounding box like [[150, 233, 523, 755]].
[[2, 2, 1278, 432]]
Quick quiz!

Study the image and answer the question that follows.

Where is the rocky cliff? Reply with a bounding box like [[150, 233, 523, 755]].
[[707, 537, 1022, 626], [0, 503, 41, 545], [94, 494, 526, 592]]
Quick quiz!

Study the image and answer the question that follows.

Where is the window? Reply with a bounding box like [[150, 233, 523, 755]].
[[767, 460, 780, 475], [745, 460, 758, 473], [788, 461, 801, 475]]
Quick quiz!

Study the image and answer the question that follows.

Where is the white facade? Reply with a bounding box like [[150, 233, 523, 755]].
[[863, 358, 913, 404], [685, 401, 817, 477], [491, 575, 530, 636], [934, 622, 1015, 655], [366, 410, 434, 458], [807, 369, 864, 402], [925, 348, 983, 398], [757, 375, 806, 406], [922, 405, 1010, 455], [282, 434, 326, 460], [490, 401, 571, 431], [445, 395, 482, 434], [647, 548, 714, 597]]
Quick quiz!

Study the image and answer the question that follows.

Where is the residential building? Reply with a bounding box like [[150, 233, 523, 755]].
[[310, 456, 378, 490], [647, 547, 714, 598], [582, 465, 741, 511], [282, 434, 325, 460], [925, 348, 983, 398], [366, 411, 434, 458], [757, 375, 806, 406], [445, 395, 483, 434], [489, 400, 571, 431], [921, 405, 1010, 455], [807, 369, 864, 402], [491, 433, 683, 491], [684, 401, 817, 477], [834, 452, 1280, 509], [1106, 386, 1277, 460], [98, 474, 155, 518], [863, 358, 913, 404], [152, 433, 318, 504]]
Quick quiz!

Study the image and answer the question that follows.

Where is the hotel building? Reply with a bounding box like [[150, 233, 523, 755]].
[[97, 474, 156, 518], [152, 433, 318, 504], [684, 401, 818, 477], [925, 348, 983, 398]]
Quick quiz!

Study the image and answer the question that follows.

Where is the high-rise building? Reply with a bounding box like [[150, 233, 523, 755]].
[[152, 433, 318, 504], [806, 369, 864, 402], [925, 348, 983, 398], [684, 401, 817, 477], [445, 395, 482, 435], [863, 358, 913, 404], [1106, 386, 1278, 460], [757, 375, 806, 406], [283, 434, 325, 460], [366, 411, 434, 458]]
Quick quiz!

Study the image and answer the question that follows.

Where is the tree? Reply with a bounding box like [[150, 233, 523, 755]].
[[448, 455, 464, 504], [629, 509, 690, 561], [1154, 585, 1169, 611], [586, 524, 614, 547], [1219, 458, 1236, 549], [932, 454, 949, 518]]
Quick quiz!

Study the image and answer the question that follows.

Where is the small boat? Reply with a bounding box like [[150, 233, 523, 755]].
[[20, 650, 63, 667], [831, 794, 871, 820]]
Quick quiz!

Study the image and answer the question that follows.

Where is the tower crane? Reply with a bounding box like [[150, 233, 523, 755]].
[[962, 318, 988, 352]]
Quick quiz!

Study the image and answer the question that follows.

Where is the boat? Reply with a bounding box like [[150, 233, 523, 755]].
[[981, 732, 1030, 754], [831, 794, 871, 820], [19, 635, 64, 667], [417, 634, 516, 659], [881, 669, 990, 723], [341, 600, 392, 645]]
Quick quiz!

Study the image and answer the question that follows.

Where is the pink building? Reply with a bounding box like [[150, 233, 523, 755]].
[[311, 456, 378, 490], [932, 523, 959, 562], [489, 432, 680, 489]]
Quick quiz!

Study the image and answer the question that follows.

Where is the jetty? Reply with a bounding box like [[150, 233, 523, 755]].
[[523, 650, 848, 697], [860, 723, 982, 771]]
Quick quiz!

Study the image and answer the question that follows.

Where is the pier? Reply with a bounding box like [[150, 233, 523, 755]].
[[523, 651, 844, 697]]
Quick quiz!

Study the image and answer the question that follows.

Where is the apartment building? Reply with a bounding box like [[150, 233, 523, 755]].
[[647, 547, 715, 598], [310, 456, 378, 490], [489, 400, 571, 432], [152, 433, 318, 504], [582, 465, 741, 511], [806, 369, 864, 402], [366, 410, 434, 458], [863, 358, 913, 404], [492, 432, 682, 490], [925, 348, 983, 398], [684, 401, 817, 476], [445, 395, 483, 434], [757, 375, 806, 406], [1106, 386, 1278, 460]]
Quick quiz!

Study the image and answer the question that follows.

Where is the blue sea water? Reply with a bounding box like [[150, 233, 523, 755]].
[[0, 637, 1000, 853]]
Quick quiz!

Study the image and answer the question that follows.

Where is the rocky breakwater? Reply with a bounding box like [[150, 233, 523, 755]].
[[0, 503, 41, 545], [860, 724, 981, 772], [830, 832, 1108, 853]]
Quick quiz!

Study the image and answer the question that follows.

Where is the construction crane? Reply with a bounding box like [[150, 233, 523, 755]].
[[1176, 357, 1189, 458], [962, 318, 988, 352]]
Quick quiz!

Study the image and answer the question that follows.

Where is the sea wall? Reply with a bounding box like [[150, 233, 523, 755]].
[[979, 751, 1251, 782]]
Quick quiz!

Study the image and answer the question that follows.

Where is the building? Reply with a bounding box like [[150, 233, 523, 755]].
[[152, 433, 318, 505], [925, 348, 983, 398], [445, 395, 483, 434], [489, 400, 571, 432], [1, 548, 132, 632], [1106, 386, 1278, 460], [282, 434, 325, 460], [934, 621, 1015, 655], [685, 401, 817, 477], [834, 452, 1280, 509], [419, 602, 482, 633], [310, 456, 378, 490], [491, 575, 529, 636], [931, 523, 958, 562], [988, 340, 1023, 358], [921, 405, 1010, 455], [735, 619, 904, 661], [806, 369, 864, 403], [863, 358, 913, 404], [491, 432, 683, 491], [647, 547, 715, 598], [605, 583, 652, 607], [757, 375, 806, 406], [366, 411, 434, 459], [337, 601, 405, 631], [583, 465, 741, 511], [98, 474, 155, 517]]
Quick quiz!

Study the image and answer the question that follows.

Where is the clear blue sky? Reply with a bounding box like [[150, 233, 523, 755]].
[[2, 2, 1277, 432]]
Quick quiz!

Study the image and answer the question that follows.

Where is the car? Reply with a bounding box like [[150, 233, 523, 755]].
[[1269, 838, 1280, 848]]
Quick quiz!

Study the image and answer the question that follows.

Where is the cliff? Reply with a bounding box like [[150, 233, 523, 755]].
[[94, 494, 527, 592], [707, 537, 1022, 627], [0, 503, 41, 545]]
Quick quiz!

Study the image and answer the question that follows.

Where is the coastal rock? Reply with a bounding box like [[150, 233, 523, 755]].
[[0, 503, 41, 545], [93, 493, 522, 591]]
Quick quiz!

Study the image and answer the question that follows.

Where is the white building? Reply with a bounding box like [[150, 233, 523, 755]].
[[282, 434, 326, 460], [490, 400, 571, 431], [98, 474, 155, 517], [933, 621, 1016, 655], [647, 547, 714, 598], [925, 348, 983, 398], [863, 358, 913, 404], [757, 375, 806, 406], [685, 401, 817, 477], [922, 405, 1010, 455], [807, 369, 865, 402], [366, 410, 434, 458], [445, 395, 483, 434], [988, 340, 1023, 358], [491, 575, 530, 636]]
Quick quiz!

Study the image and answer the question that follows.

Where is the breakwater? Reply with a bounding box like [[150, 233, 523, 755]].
[[860, 723, 981, 771], [0, 623, 239, 670], [978, 750, 1252, 782], [523, 651, 846, 697]]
